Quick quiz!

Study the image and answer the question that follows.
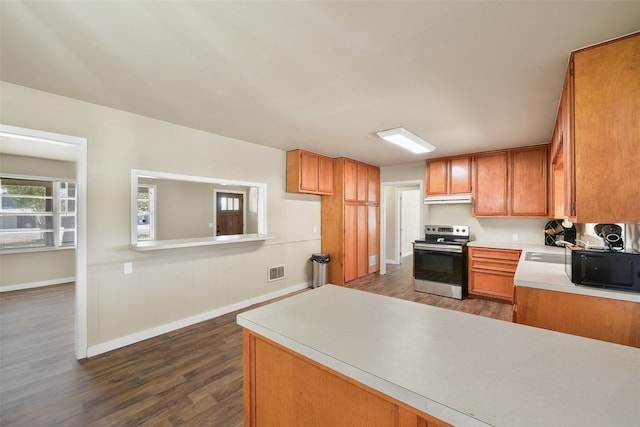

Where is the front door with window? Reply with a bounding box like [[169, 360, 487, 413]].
[[216, 192, 244, 236]]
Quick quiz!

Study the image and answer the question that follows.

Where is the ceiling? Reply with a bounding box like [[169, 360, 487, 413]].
[[0, 134, 77, 162], [1, 1, 639, 167]]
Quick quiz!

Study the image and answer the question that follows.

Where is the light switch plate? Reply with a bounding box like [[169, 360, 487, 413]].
[[124, 262, 133, 274]]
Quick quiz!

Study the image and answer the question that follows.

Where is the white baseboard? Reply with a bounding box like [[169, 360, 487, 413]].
[[86, 281, 311, 358], [386, 259, 400, 265], [0, 277, 75, 293]]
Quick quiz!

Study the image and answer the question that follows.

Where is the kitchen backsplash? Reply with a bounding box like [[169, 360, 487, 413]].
[[427, 204, 548, 244], [427, 204, 640, 252], [625, 224, 640, 253]]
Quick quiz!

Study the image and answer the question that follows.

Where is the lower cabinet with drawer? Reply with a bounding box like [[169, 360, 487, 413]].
[[468, 247, 521, 303]]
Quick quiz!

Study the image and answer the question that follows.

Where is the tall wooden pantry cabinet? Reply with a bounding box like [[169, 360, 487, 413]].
[[321, 158, 380, 286]]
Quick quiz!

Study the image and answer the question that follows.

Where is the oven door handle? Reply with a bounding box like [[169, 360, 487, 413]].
[[414, 246, 463, 254]]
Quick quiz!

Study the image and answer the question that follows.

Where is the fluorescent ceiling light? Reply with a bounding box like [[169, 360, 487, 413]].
[[376, 127, 436, 154]]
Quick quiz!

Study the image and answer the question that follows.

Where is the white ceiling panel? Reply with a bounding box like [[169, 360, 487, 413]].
[[1, 1, 639, 166]]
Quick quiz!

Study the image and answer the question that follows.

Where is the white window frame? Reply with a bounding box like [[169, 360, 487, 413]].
[[57, 180, 77, 247], [0, 173, 76, 253], [136, 184, 156, 241]]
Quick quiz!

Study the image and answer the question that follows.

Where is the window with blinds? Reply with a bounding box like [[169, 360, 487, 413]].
[[0, 176, 76, 251]]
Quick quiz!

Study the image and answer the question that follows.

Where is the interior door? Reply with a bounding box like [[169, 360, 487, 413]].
[[216, 192, 244, 235], [399, 189, 421, 259]]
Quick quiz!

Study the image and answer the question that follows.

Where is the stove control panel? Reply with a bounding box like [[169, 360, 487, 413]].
[[425, 225, 469, 237]]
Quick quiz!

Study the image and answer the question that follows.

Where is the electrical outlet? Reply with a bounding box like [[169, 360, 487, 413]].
[[512, 233, 519, 241], [124, 262, 133, 274]]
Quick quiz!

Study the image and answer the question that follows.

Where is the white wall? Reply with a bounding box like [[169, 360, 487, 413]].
[[429, 204, 549, 244], [0, 82, 321, 354], [400, 189, 421, 256], [0, 248, 75, 290]]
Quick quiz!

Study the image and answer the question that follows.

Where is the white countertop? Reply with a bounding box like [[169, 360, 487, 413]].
[[468, 240, 556, 251], [130, 233, 273, 251], [237, 285, 640, 427], [469, 241, 640, 303]]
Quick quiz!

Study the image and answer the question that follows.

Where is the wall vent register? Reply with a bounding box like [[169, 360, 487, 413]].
[[268, 265, 285, 282]]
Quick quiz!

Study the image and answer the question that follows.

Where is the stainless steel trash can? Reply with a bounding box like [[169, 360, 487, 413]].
[[310, 253, 331, 288]]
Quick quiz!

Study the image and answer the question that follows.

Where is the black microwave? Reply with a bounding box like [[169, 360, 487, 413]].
[[565, 247, 640, 293]]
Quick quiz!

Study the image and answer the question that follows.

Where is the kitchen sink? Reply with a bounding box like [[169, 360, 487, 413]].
[[524, 252, 566, 264]]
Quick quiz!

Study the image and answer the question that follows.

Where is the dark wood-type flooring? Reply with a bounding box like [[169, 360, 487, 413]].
[[0, 257, 512, 426]]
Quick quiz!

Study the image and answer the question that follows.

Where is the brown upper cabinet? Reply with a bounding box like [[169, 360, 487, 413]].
[[367, 166, 380, 204], [549, 89, 566, 219], [343, 159, 358, 201], [356, 163, 368, 203], [553, 33, 640, 223], [473, 151, 509, 216], [425, 155, 472, 197], [510, 145, 549, 216], [286, 149, 333, 195], [473, 145, 549, 218]]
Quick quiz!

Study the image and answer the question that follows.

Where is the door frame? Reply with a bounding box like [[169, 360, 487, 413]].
[[397, 187, 421, 260], [0, 124, 88, 359], [380, 179, 424, 275]]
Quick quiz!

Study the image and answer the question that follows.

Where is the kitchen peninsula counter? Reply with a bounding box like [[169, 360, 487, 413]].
[[237, 285, 640, 426], [469, 241, 640, 303], [514, 247, 640, 303]]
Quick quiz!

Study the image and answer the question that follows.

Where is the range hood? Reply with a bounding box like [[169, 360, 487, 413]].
[[424, 194, 473, 205]]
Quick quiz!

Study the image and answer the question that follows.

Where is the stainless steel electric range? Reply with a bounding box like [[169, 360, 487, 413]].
[[413, 225, 470, 299]]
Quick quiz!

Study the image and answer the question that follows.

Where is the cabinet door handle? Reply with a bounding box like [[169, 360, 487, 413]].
[[472, 256, 519, 263], [471, 266, 516, 276]]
